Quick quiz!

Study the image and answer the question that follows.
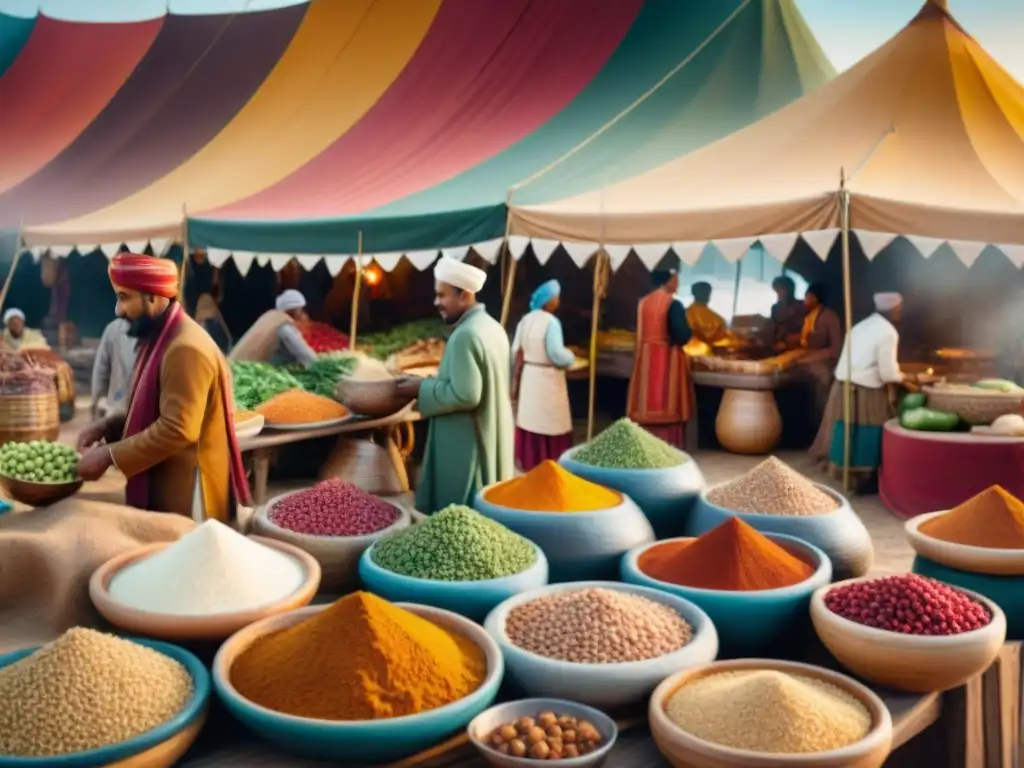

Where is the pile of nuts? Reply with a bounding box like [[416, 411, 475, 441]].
[[485, 710, 604, 760]]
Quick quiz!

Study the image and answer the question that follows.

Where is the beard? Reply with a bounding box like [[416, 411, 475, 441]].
[[126, 305, 171, 339]]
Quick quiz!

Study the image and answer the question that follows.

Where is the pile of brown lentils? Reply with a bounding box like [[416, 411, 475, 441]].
[[486, 710, 604, 760], [505, 587, 692, 663]]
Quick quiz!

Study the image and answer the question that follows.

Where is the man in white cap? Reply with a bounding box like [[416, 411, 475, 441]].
[[811, 292, 910, 487], [228, 288, 317, 369], [396, 257, 515, 512], [1, 308, 49, 351]]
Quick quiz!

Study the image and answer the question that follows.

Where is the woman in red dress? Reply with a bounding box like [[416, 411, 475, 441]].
[[627, 270, 694, 448]]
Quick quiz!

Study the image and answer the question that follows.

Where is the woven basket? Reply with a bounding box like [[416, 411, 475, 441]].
[[924, 385, 1024, 425], [0, 392, 60, 444], [319, 438, 404, 496], [334, 377, 415, 418]]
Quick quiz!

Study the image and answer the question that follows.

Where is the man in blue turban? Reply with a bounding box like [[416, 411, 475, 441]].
[[511, 279, 577, 470]]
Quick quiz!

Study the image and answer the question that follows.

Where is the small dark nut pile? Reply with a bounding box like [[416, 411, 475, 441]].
[[486, 710, 604, 760]]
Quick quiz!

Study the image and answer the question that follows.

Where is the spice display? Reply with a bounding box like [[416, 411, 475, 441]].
[[484, 460, 622, 512], [0, 628, 192, 757], [346, 355, 396, 382], [231, 591, 486, 720], [234, 409, 259, 424], [573, 418, 686, 470], [270, 479, 400, 536], [505, 587, 692, 663], [918, 485, 1024, 549], [256, 389, 349, 425], [664, 669, 871, 754], [824, 574, 991, 635], [361, 319, 446, 360], [230, 361, 303, 410], [0, 440, 78, 483], [705, 456, 838, 516], [299, 321, 350, 354], [638, 518, 814, 591], [485, 710, 604, 760], [108, 520, 306, 616], [286, 355, 358, 397], [371, 505, 536, 581]]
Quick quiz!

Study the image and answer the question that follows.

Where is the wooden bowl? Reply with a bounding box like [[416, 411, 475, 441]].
[[334, 377, 415, 418], [905, 511, 1024, 576], [0, 472, 83, 506], [89, 536, 321, 642], [648, 659, 893, 768], [810, 578, 1007, 692]]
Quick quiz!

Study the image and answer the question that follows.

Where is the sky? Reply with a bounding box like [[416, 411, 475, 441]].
[[0, 0, 1022, 83]]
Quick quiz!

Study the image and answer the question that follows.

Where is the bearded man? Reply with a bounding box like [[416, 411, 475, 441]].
[[76, 253, 251, 522], [395, 257, 514, 513]]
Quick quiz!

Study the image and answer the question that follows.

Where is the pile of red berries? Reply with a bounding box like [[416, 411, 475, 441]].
[[824, 574, 991, 636]]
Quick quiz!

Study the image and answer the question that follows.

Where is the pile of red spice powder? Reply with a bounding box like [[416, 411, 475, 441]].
[[269, 479, 399, 536], [824, 574, 991, 636]]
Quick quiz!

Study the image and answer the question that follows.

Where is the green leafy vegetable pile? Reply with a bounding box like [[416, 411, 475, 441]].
[[285, 356, 359, 398], [358, 319, 446, 360], [230, 361, 303, 410]]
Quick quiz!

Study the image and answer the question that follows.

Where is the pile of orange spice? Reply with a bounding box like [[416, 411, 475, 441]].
[[484, 460, 621, 512], [918, 485, 1024, 549], [638, 518, 814, 591], [255, 390, 348, 425]]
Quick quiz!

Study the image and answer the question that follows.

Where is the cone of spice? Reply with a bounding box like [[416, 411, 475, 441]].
[[572, 418, 686, 469], [705, 457, 838, 516], [256, 390, 349, 425], [484, 460, 622, 512], [918, 485, 1024, 549], [638, 518, 815, 591]]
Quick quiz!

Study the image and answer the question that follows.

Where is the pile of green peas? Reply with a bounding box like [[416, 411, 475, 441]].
[[0, 440, 79, 484]]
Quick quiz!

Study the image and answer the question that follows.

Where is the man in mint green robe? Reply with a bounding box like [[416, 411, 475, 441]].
[[397, 257, 515, 513]]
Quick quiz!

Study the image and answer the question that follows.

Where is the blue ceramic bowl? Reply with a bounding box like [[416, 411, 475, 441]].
[[690, 483, 873, 579], [484, 581, 719, 709], [473, 488, 654, 583], [359, 541, 549, 622], [559, 448, 705, 539], [913, 555, 1024, 640], [213, 602, 504, 762], [620, 533, 832, 656], [0, 638, 210, 768]]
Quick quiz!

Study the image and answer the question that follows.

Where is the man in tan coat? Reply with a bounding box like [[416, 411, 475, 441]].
[[228, 289, 316, 368], [76, 253, 251, 522]]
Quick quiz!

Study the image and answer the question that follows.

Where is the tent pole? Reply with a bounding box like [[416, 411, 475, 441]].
[[350, 231, 364, 349], [0, 222, 25, 316], [730, 255, 743, 319], [587, 249, 606, 442], [178, 203, 190, 309], [839, 173, 854, 492], [499, 192, 516, 328]]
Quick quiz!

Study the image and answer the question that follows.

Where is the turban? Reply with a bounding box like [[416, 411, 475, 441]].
[[529, 279, 561, 312], [652, 269, 676, 288], [275, 289, 306, 312], [874, 292, 903, 312], [3, 308, 24, 324], [108, 253, 179, 299], [434, 257, 486, 294]]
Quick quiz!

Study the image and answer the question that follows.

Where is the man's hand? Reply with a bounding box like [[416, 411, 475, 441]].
[[76, 418, 108, 452], [395, 376, 423, 398], [77, 446, 114, 481]]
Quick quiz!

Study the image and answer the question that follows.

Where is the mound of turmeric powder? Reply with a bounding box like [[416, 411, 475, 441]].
[[918, 486, 1024, 549], [484, 460, 621, 512], [230, 591, 486, 720], [255, 389, 348, 425]]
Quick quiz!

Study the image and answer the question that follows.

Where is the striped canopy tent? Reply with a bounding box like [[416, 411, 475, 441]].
[[4, 0, 834, 276], [508, 0, 1024, 270]]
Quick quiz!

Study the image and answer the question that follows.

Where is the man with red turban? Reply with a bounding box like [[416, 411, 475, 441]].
[[76, 253, 251, 522]]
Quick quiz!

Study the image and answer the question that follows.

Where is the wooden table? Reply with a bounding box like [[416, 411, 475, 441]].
[[238, 404, 421, 505]]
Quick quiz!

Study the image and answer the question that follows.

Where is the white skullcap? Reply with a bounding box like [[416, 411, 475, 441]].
[[874, 292, 903, 312], [434, 256, 486, 294], [275, 289, 306, 312], [3, 308, 25, 324]]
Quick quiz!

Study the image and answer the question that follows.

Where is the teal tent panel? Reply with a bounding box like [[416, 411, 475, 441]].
[[0, 12, 35, 78]]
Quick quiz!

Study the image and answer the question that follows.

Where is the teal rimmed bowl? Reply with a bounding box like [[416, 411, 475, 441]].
[[213, 602, 504, 762], [358, 541, 549, 621], [690, 483, 873, 579], [0, 638, 210, 767], [558, 448, 705, 539], [620, 533, 832, 657], [913, 555, 1024, 640], [473, 486, 653, 583]]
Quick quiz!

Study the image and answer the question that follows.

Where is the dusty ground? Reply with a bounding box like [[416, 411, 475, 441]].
[[47, 399, 913, 574]]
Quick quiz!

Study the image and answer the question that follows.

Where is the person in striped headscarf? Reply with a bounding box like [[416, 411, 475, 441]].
[[76, 253, 251, 523]]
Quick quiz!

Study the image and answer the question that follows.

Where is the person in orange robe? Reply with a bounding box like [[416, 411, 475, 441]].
[[76, 253, 251, 522], [627, 270, 694, 448]]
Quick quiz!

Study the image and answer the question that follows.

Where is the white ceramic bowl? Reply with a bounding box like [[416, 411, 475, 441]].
[[648, 659, 893, 768], [905, 510, 1024, 576], [468, 698, 617, 767], [483, 581, 718, 708], [810, 577, 1007, 692]]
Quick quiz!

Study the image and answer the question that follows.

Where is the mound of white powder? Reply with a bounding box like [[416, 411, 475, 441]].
[[108, 520, 306, 616]]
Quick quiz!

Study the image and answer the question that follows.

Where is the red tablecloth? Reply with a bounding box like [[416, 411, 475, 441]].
[[879, 420, 1024, 519]]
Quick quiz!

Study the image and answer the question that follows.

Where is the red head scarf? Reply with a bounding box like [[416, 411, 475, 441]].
[[108, 253, 179, 298]]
